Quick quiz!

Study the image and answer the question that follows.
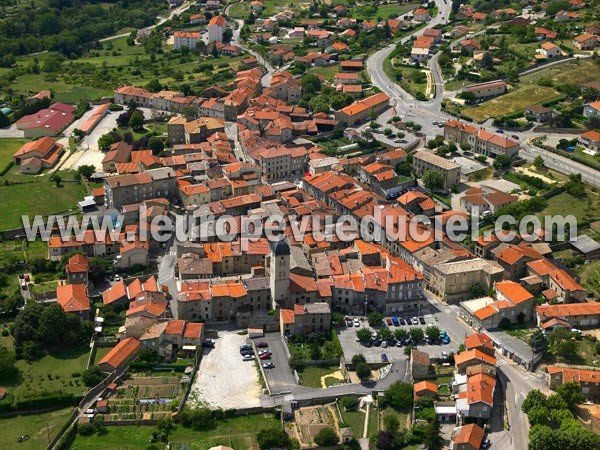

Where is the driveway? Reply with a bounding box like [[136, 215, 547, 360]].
[[258, 333, 300, 395], [0, 124, 24, 138], [189, 330, 262, 409]]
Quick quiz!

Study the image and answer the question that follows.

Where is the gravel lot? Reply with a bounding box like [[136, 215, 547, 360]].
[[189, 330, 262, 409]]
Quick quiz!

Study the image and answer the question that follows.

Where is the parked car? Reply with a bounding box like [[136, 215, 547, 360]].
[[373, 339, 382, 347], [386, 318, 393, 326], [399, 318, 406, 325], [346, 320, 353, 327], [353, 318, 360, 327], [259, 353, 271, 360], [442, 336, 450, 344], [263, 362, 274, 369], [256, 342, 269, 348], [240, 344, 252, 351], [411, 317, 419, 325], [242, 354, 254, 361], [496, 129, 504, 134], [419, 317, 425, 325], [511, 134, 519, 140], [24, 274, 30, 282], [441, 351, 449, 359], [202, 339, 215, 348], [481, 438, 491, 449], [241, 349, 254, 356], [381, 354, 389, 363], [382, 341, 388, 348], [392, 317, 399, 326], [114, 274, 121, 281]]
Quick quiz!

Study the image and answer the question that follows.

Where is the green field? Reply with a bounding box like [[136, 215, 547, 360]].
[[536, 191, 600, 224], [0, 171, 86, 231], [93, 347, 111, 365], [3, 346, 90, 405], [296, 365, 340, 388], [354, 2, 420, 20], [0, 138, 27, 171], [520, 58, 600, 87], [0, 240, 48, 267], [69, 413, 282, 450], [464, 84, 560, 123], [0, 407, 74, 450]]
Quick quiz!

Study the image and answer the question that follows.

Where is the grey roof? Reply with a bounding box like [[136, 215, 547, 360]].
[[147, 167, 175, 180], [570, 235, 600, 255], [290, 246, 312, 274], [304, 302, 331, 314], [243, 277, 270, 291]]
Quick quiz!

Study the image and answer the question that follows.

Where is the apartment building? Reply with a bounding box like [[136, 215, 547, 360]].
[[429, 258, 504, 302], [412, 150, 461, 190], [208, 15, 226, 43], [174, 31, 201, 49], [536, 302, 600, 328], [167, 116, 226, 146], [258, 146, 307, 182], [280, 303, 332, 336], [104, 168, 177, 209]]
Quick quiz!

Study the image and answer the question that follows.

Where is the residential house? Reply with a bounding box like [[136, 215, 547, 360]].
[[454, 423, 485, 450], [429, 258, 504, 302], [525, 105, 557, 123], [540, 42, 562, 58], [579, 130, 600, 153], [413, 8, 431, 22], [535, 27, 558, 40], [57, 283, 90, 321], [573, 33, 598, 50], [411, 349, 431, 379], [104, 168, 177, 209], [460, 186, 518, 216], [98, 337, 140, 372], [102, 141, 132, 172], [583, 101, 600, 118], [279, 303, 331, 336], [527, 258, 586, 303], [66, 254, 89, 286], [444, 120, 520, 158], [12, 136, 64, 174], [414, 381, 437, 399], [460, 39, 480, 54], [546, 366, 600, 400]]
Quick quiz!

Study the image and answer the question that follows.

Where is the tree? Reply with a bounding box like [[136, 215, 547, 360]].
[[425, 325, 440, 341], [301, 73, 322, 95], [145, 79, 163, 93], [0, 345, 19, 384], [39, 304, 68, 345], [423, 170, 444, 191], [376, 431, 394, 450], [384, 382, 414, 410], [356, 328, 372, 342], [546, 394, 568, 412], [469, 283, 486, 298], [533, 155, 545, 169], [529, 330, 548, 355], [129, 110, 144, 132], [383, 414, 399, 433], [556, 340, 578, 358], [77, 164, 96, 179], [528, 406, 550, 427], [367, 311, 384, 327], [394, 328, 409, 342], [0, 111, 10, 128], [98, 132, 116, 151], [53, 174, 62, 187], [355, 362, 371, 380], [256, 427, 290, 450], [223, 28, 233, 44], [557, 382, 585, 409], [423, 416, 443, 450], [148, 137, 164, 156], [377, 328, 393, 342], [351, 354, 366, 366], [314, 427, 338, 446], [409, 327, 424, 343], [522, 390, 547, 414], [82, 365, 105, 387], [493, 154, 511, 170]]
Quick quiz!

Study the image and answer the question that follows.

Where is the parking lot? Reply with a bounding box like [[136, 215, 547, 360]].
[[189, 330, 262, 409], [337, 313, 460, 364], [257, 333, 298, 394]]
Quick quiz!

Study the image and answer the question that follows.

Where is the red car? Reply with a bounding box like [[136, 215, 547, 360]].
[[259, 353, 271, 360], [256, 342, 269, 348], [386, 318, 393, 326]]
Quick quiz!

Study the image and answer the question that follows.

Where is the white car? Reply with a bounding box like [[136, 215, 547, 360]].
[[242, 354, 254, 361], [412, 317, 419, 325], [353, 319, 360, 327]]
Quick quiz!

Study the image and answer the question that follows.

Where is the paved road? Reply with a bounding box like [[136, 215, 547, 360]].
[[231, 19, 276, 88]]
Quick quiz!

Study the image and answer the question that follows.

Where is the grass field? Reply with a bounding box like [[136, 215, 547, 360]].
[[464, 84, 560, 122], [354, 2, 419, 20], [576, 259, 600, 297], [520, 58, 600, 86], [297, 365, 340, 388], [93, 347, 111, 365], [340, 408, 367, 438], [69, 413, 281, 450], [4, 346, 90, 404], [0, 240, 49, 267], [0, 172, 86, 231], [536, 191, 600, 224], [0, 407, 74, 450], [0, 138, 27, 171]]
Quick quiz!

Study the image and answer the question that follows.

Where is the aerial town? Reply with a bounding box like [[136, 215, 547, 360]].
[[0, 0, 600, 449]]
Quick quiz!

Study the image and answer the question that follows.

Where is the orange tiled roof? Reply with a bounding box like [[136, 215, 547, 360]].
[[455, 423, 485, 449], [98, 337, 139, 370]]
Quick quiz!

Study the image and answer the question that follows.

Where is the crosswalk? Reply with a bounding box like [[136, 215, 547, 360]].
[[496, 358, 508, 367]]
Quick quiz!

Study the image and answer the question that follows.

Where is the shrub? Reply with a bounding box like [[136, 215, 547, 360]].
[[314, 427, 338, 446]]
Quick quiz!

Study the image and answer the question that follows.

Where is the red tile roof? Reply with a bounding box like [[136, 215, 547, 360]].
[[455, 423, 485, 448], [57, 283, 90, 313], [98, 337, 139, 371]]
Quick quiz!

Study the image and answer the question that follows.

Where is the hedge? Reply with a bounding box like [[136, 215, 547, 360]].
[[0, 161, 14, 176], [0, 393, 81, 414]]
